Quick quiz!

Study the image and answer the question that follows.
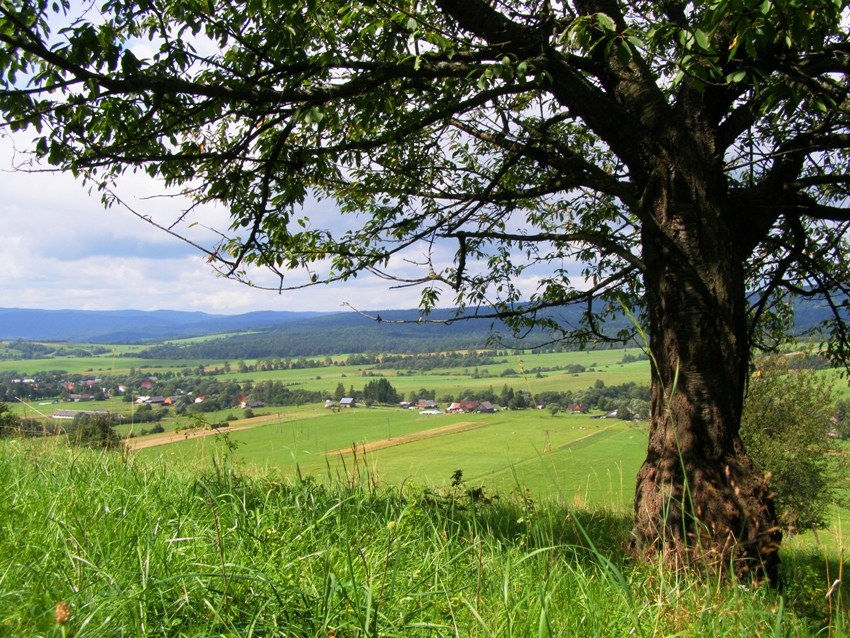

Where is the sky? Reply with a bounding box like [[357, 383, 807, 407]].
[[0, 2, 558, 318], [0, 132, 447, 316]]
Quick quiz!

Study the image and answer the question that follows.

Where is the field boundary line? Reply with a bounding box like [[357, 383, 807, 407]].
[[324, 420, 490, 456]]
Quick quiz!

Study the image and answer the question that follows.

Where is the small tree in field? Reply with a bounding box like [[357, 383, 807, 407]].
[[3, 0, 850, 580], [834, 399, 850, 439], [741, 355, 843, 534], [70, 413, 123, 451], [0, 402, 21, 438]]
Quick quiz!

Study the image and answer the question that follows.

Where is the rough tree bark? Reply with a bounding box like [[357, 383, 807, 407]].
[[630, 133, 782, 581]]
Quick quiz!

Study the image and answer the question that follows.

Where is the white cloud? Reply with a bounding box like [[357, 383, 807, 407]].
[[0, 133, 440, 314]]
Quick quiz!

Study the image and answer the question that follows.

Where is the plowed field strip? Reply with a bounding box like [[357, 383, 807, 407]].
[[124, 424, 256, 450], [324, 420, 488, 456]]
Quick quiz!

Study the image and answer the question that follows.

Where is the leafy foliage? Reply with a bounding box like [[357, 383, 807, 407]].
[[0, 401, 21, 437], [68, 412, 123, 450], [741, 355, 844, 532], [362, 377, 399, 404], [1, 0, 847, 345]]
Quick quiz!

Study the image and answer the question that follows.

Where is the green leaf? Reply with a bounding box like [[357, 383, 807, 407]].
[[726, 70, 747, 83], [615, 40, 631, 67], [596, 13, 616, 33]]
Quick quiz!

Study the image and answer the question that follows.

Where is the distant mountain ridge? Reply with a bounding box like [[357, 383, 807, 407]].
[[0, 297, 841, 356], [0, 308, 329, 342]]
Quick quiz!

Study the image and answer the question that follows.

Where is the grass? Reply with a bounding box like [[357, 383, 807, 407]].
[[0, 439, 847, 637], [135, 408, 648, 507]]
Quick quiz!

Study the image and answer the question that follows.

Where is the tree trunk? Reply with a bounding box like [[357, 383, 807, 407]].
[[630, 162, 782, 583]]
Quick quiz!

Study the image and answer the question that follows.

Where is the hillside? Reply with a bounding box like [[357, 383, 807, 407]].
[[0, 296, 841, 359], [0, 307, 328, 342]]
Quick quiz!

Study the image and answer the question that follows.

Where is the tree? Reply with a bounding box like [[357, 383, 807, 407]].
[[70, 413, 123, 450], [363, 377, 399, 404], [2, 0, 850, 580], [835, 399, 850, 439], [741, 355, 843, 533], [0, 402, 21, 437]]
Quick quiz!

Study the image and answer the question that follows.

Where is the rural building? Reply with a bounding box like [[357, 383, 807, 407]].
[[67, 394, 94, 402], [447, 400, 480, 413], [475, 401, 498, 413], [52, 409, 110, 420]]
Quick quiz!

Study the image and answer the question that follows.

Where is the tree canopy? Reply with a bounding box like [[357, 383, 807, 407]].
[[2, 0, 849, 581]]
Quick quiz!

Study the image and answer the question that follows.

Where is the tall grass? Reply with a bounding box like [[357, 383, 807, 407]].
[[0, 438, 845, 637]]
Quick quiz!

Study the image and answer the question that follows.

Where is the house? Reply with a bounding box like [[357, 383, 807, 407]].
[[475, 401, 498, 413], [417, 399, 438, 410], [447, 400, 479, 413], [339, 397, 356, 408], [67, 394, 94, 402]]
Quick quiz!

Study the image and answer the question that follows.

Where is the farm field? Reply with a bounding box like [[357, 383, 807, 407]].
[[136, 406, 649, 509], [6, 346, 653, 416]]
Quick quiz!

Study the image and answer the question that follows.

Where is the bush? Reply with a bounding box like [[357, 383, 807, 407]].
[[741, 356, 844, 532], [69, 413, 122, 450]]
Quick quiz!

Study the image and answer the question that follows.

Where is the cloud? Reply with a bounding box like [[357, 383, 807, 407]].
[[0, 133, 438, 313]]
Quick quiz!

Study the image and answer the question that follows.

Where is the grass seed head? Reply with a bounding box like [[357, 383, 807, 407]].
[[54, 601, 71, 625]]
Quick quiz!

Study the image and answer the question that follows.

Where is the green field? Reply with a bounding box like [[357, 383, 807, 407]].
[[3, 440, 846, 636], [137, 406, 648, 509], [3, 344, 850, 635]]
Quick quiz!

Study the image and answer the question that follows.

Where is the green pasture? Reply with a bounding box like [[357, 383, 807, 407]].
[[137, 407, 648, 509], [0, 344, 649, 378], [225, 348, 652, 399], [0, 354, 208, 376], [3, 440, 846, 637]]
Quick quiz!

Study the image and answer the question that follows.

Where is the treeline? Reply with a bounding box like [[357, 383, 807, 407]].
[[130, 326, 498, 360], [348, 351, 507, 370], [425, 379, 653, 417], [0, 340, 109, 360]]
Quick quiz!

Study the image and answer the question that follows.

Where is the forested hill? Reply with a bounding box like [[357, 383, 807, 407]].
[[131, 309, 541, 358], [123, 296, 846, 360], [0, 296, 840, 359]]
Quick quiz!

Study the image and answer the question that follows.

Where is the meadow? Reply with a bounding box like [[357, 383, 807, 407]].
[[136, 407, 648, 509], [1, 439, 847, 637], [3, 344, 850, 635]]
